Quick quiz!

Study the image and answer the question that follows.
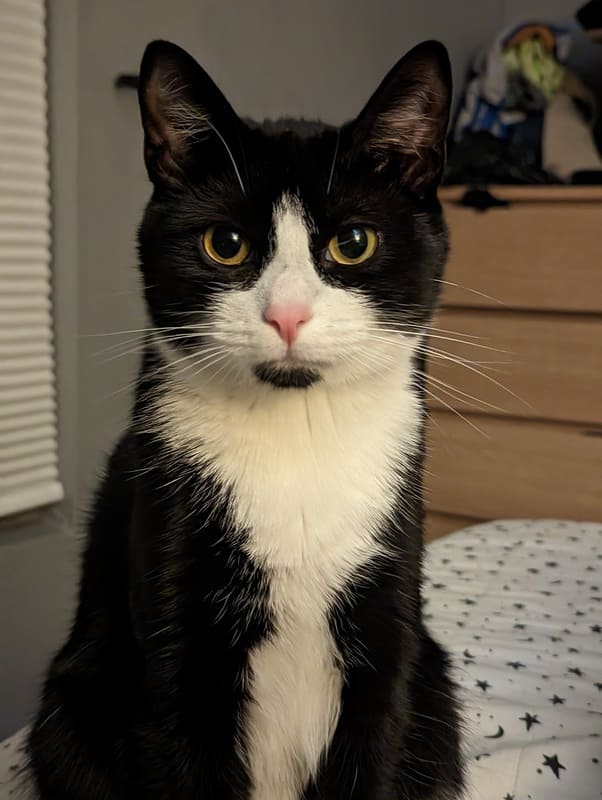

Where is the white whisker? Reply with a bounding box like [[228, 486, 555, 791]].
[[434, 278, 505, 306], [423, 386, 490, 439]]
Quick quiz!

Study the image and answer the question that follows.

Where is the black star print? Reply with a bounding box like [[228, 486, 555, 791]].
[[513, 623, 526, 630], [476, 679, 491, 692], [431, 582, 447, 589], [503, 795, 515, 800], [542, 753, 566, 779], [506, 661, 527, 671], [545, 561, 559, 568], [519, 712, 541, 731], [591, 624, 601, 633], [568, 667, 583, 677], [549, 694, 565, 705]]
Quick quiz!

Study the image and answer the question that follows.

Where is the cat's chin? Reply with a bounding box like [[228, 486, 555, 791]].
[[254, 362, 322, 389]]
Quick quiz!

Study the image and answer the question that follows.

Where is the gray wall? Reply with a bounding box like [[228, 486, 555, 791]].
[[76, 0, 580, 522], [75, 0, 510, 514], [1, 0, 578, 739], [0, 0, 80, 739]]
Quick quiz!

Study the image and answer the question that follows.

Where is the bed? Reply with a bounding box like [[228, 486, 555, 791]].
[[1, 519, 601, 799]]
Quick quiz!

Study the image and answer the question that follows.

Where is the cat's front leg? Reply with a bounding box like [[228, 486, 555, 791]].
[[313, 631, 464, 800], [309, 715, 403, 800], [27, 645, 131, 799]]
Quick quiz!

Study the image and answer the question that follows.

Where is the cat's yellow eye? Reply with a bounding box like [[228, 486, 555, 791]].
[[327, 226, 378, 266], [202, 225, 251, 266]]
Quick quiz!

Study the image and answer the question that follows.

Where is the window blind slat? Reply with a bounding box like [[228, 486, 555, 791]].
[[1, 369, 55, 390], [1, 384, 53, 404], [1, 460, 58, 486], [0, 399, 55, 420], [0, 0, 61, 518], [1, 355, 54, 374], [0, 425, 56, 448], [0, 341, 52, 358], [0, 438, 58, 469], [0, 294, 50, 311], [0, 327, 51, 344], [0, 309, 52, 328], [0, 251, 50, 269], [0, 278, 49, 294], [0, 411, 55, 433], [0, 481, 63, 518]]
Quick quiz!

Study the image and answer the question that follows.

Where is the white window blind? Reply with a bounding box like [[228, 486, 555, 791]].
[[0, 0, 63, 518]]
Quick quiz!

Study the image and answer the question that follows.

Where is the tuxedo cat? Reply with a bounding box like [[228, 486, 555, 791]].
[[28, 39, 464, 800]]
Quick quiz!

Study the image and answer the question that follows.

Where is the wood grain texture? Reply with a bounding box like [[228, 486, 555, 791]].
[[426, 310, 602, 426], [424, 511, 484, 542], [425, 411, 602, 522], [440, 185, 602, 203], [439, 202, 602, 313]]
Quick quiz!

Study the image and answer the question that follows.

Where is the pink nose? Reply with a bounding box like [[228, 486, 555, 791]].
[[264, 304, 311, 346]]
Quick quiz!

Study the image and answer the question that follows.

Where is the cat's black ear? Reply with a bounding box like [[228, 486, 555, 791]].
[[350, 41, 452, 192], [138, 40, 241, 186]]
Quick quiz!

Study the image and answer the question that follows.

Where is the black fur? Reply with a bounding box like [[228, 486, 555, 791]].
[[28, 40, 464, 799]]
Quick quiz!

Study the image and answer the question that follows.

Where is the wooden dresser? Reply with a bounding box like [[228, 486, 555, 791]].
[[425, 186, 602, 541]]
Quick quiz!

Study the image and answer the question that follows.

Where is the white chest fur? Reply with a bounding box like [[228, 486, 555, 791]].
[[153, 361, 421, 800]]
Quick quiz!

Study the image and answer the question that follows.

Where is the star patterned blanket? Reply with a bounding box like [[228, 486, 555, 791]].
[[1, 519, 600, 799], [424, 519, 602, 800]]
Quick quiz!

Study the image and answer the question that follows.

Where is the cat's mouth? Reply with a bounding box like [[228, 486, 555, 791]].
[[254, 362, 322, 389]]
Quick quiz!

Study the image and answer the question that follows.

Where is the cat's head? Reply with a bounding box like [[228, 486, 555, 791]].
[[137, 40, 451, 391]]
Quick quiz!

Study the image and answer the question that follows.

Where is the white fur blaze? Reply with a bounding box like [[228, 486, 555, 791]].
[[152, 362, 421, 799], [150, 193, 423, 799]]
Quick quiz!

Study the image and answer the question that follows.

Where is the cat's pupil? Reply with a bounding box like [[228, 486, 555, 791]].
[[337, 227, 368, 260], [212, 227, 243, 259]]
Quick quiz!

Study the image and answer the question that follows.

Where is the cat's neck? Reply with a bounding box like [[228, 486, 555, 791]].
[[147, 348, 422, 473], [143, 347, 423, 568]]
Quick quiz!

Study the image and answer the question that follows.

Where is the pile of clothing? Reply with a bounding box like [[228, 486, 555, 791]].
[[447, 1, 602, 185]]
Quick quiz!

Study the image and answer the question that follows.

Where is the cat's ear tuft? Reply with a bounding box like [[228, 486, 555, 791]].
[[350, 41, 452, 192], [138, 40, 238, 185]]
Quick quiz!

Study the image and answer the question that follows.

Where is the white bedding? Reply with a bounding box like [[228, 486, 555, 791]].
[[1, 519, 600, 799], [424, 519, 602, 800]]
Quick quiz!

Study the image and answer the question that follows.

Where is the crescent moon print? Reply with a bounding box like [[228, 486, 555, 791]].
[[419, 519, 602, 799], [484, 726, 505, 740]]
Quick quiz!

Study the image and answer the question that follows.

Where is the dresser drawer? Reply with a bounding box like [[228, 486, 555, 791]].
[[439, 187, 602, 313], [425, 411, 602, 522], [427, 309, 602, 426]]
